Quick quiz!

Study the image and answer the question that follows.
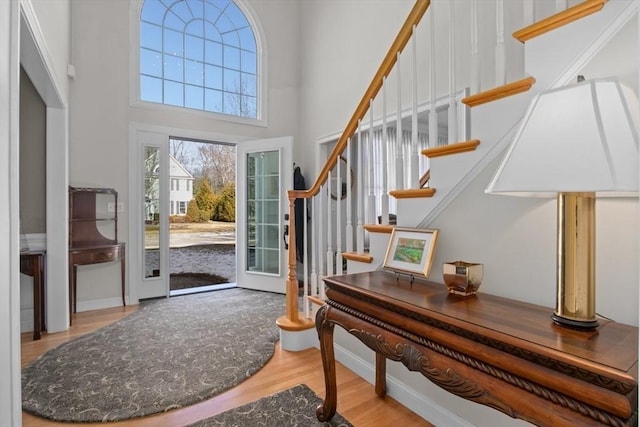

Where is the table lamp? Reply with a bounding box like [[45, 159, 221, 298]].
[[485, 77, 639, 330]]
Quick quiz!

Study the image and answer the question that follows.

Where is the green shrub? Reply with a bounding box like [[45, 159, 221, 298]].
[[185, 199, 204, 223], [213, 183, 235, 222], [194, 178, 217, 216]]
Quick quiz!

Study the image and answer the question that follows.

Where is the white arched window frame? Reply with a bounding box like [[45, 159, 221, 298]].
[[130, 0, 267, 125]]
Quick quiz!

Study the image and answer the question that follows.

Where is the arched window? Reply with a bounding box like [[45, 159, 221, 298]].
[[139, 0, 258, 119]]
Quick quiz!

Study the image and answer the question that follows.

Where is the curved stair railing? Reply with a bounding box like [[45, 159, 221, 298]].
[[276, 0, 608, 333]]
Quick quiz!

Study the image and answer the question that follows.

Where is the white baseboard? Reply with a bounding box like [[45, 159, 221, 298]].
[[334, 343, 473, 427], [77, 297, 126, 313]]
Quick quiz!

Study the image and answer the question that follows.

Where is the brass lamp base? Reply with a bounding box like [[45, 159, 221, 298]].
[[551, 313, 599, 330], [554, 192, 598, 331]]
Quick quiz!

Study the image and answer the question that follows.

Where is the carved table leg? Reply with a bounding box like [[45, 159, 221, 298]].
[[315, 305, 337, 422], [375, 352, 387, 397]]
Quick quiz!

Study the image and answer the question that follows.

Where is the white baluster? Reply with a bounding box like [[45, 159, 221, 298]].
[[429, 3, 438, 151], [471, 0, 480, 94], [345, 137, 353, 253], [335, 155, 343, 275], [302, 197, 309, 318], [411, 25, 420, 188], [367, 100, 377, 226], [495, 0, 506, 86], [555, 0, 567, 13], [523, 0, 534, 26], [448, 0, 458, 145], [356, 120, 365, 254], [310, 195, 317, 299], [326, 172, 334, 276], [395, 52, 405, 191], [380, 79, 389, 225], [317, 184, 326, 299]]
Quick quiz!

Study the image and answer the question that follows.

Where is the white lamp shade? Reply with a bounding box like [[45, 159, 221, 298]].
[[486, 78, 639, 197]]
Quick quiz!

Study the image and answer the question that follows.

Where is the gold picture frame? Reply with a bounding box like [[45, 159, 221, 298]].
[[383, 227, 439, 278]]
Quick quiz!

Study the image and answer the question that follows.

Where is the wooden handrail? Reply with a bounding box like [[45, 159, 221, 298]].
[[290, 0, 431, 201]]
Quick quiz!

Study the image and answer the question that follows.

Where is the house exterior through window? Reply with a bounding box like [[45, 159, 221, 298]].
[[169, 156, 194, 216]]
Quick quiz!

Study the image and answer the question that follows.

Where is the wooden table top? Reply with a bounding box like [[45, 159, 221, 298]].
[[324, 271, 638, 383]]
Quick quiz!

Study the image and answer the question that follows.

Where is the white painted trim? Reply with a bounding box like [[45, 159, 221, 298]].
[[20, 0, 70, 336], [1, 0, 22, 424], [45, 106, 69, 333], [19, 0, 64, 108], [333, 343, 473, 427]]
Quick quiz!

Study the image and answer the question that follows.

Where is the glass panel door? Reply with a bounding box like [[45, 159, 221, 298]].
[[246, 150, 280, 275], [144, 146, 160, 278], [236, 136, 292, 294]]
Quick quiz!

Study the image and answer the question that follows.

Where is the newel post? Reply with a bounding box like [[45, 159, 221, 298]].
[[285, 190, 299, 322]]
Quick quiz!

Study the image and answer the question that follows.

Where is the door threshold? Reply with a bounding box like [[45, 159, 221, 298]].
[[170, 282, 237, 297]]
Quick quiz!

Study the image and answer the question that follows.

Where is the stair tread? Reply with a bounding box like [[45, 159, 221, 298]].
[[513, 0, 606, 42], [421, 139, 480, 158], [389, 188, 436, 199], [307, 295, 325, 306], [343, 251, 374, 263], [462, 77, 535, 107], [363, 224, 395, 234]]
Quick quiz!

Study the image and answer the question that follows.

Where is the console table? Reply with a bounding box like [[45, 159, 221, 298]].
[[20, 250, 46, 340], [69, 243, 126, 321], [69, 186, 125, 325], [317, 271, 638, 427]]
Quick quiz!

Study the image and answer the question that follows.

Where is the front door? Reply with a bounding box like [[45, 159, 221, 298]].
[[236, 137, 293, 294]]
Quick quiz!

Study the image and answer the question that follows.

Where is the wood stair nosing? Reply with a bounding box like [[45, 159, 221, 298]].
[[513, 0, 607, 43], [421, 139, 481, 159], [389, 187, 436, 199], [307, 295, 325, 306], [342, 251, 374, 264], [363, 224, 395, 234], [462, 77, 536, 108]]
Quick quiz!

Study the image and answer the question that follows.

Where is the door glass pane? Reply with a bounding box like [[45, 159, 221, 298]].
[[144, 146, 161, 278], [246, 150, 279, 275]]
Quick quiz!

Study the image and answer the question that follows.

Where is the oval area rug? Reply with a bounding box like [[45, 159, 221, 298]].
[[22, 288, 284, 422]]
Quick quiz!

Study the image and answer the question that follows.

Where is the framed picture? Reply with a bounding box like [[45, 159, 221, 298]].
[[383, 227, 439, 278]]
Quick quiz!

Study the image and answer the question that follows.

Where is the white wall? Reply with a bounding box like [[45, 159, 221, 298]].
[[298, 0, 414, 178], [68, 0, 300, 307]]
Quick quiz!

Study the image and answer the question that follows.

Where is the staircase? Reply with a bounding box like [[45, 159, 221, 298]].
[[277, 0, 638, 343]]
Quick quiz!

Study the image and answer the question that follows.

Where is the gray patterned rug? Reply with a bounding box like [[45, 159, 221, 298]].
[[189, 384, 352, 427], [22, 288, 283, 422]]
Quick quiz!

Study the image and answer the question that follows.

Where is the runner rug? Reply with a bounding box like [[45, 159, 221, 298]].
[[22, 288, 283, 422], [188, 384, 352, 427]]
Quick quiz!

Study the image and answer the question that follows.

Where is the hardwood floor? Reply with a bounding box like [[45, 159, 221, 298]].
[[21, 303, 433, 427]]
